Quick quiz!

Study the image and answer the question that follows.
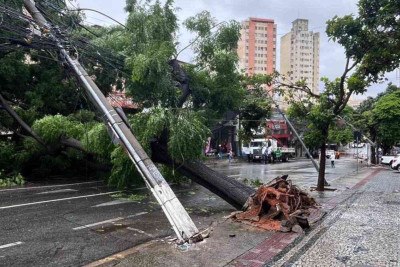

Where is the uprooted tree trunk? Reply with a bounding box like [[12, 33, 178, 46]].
[[151, 139, 255, 210]]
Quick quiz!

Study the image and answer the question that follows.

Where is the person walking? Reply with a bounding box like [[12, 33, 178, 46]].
[[331, 156, 335, 168], [228, 149, 233, 163]]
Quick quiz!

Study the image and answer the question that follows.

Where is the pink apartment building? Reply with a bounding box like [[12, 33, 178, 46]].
[[237, 18, 277, 77]]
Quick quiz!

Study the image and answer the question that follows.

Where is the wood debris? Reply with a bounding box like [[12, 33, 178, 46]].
[[233, 175, 320, 232]]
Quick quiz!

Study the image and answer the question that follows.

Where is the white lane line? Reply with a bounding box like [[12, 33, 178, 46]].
[[73, 212, 149, 230], [0, 191, 120, 210], [0, 181, 102, 193], [0, 242, 23, 249], [127, 212, 148, 218], [92, 199, 133, 207], [127, 227, 154, 238], [228, 174, 241, 177], [73, 217, 124, 230], [36, 189, 78, 195]]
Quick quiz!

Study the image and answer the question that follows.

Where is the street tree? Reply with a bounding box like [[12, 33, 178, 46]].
[[353, 84, 400, 160], [278, 0, 400, 190], [371, 87, 400, 153]]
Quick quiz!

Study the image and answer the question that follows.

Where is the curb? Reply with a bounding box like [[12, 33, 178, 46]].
[[82, 240, 158, 267]]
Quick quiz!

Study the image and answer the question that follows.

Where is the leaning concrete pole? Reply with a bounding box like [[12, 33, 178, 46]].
[[23, 0, 198, 242]]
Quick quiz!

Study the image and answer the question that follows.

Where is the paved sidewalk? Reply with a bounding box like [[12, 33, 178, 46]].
[[270, 168, 400, 266], [84, 165, 389, 267]]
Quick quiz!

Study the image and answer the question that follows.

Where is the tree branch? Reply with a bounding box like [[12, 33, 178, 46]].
[[335, 58, 360, 114], [0, 93, 48, 149], [175, 21, 226, 59]]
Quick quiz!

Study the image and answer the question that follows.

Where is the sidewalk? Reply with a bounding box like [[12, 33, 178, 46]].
[[85, 166, 391, 267], [270, 167, 400, 267]]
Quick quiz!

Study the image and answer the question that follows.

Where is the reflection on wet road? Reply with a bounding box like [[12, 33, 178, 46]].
[[207, 156, 365, 188]]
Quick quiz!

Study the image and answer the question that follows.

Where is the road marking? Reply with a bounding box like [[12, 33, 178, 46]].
[[0, 191, 120, 210], [228, 174, 241, 177], [92, 199, 133, 207], [73, 212, 148, 230], [73, 217, 124, 230], [0, 242, 23, 249], [127, 227, 154, 237], [0, 181, 101, 193], [127, 212, 148, 218], [36, 189, 78, 195]]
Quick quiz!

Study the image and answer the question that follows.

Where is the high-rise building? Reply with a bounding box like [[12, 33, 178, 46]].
[[237, 18, 277, 76], [280, 19, 320, 95]]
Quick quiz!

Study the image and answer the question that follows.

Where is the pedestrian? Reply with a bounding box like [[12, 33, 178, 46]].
[[217, 145, 222, 159], [331, 156, 335, 168], [228, 149, 233, 163]]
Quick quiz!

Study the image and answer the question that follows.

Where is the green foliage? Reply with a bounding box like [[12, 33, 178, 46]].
[[184, 12, 244, 116], [81, 123, 115, 159], [124, 0, 178, 107], [353, 84, 400, 151], [111, 192, 147, 202], [372, 90, 400, 148], [0, 141, 17, 172], [130, 108, 210, 161], [109, 146, 143, 189], [32, 115, 85, 145], [168, 110, 210, 161], [328, 125, 353, 145], [0, 171, 25, 188], [69, 110, 96, 123], [327, 0, 400, 82], [250, 178, 263, 188], [158, 164, 190, 184], [239, 74, 272, 140]]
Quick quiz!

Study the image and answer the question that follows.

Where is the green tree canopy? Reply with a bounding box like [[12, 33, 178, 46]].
[[280, 0, 400, 190]]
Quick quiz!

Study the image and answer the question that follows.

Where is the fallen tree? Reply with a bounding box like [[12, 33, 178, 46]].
[[233, 175, 320, 232]]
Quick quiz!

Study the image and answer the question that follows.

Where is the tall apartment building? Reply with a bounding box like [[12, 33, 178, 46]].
[[280, 19, 320, 95], [237, 18, 277, 76]]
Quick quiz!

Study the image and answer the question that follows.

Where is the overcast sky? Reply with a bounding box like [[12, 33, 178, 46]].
[[72, 0, 399, 98]]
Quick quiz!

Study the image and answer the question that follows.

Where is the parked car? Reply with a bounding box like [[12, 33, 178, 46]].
[[391, 157, 400, 170], [381, 153, 400, 165]]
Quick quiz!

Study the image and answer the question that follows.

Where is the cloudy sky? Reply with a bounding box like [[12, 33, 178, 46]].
[[72, 0, 398, 98]]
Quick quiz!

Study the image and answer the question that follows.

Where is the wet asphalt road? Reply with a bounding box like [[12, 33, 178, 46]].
[[0, 155, 364, 266], [0, 180, 234, 266], [209, 155, 365, 188]]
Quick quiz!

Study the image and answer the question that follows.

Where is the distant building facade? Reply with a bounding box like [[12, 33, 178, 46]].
[[107, 89, 138, 110], [280, 19, 320, 95], [265, 119, 292, 147], [237, 17, 277, 76]]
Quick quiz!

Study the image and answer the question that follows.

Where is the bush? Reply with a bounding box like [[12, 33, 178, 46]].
[[0, 141, 17, 172], [0, 170, 25, 188]]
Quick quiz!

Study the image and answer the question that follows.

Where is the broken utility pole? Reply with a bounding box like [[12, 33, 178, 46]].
[[23, 0, 199, 242], [265, 94, 331, 186]]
